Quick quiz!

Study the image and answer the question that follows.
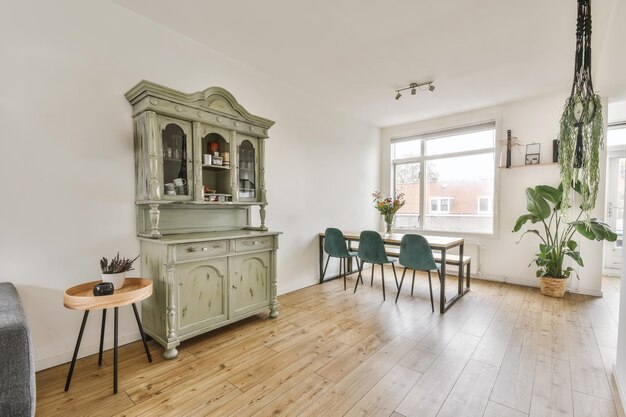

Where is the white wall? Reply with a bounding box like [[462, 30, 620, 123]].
[[381, 92, 607, 296], [0, 0, 380, 370]]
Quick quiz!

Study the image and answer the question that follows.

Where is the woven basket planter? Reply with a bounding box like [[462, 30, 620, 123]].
[[539, 276, 566, 298]]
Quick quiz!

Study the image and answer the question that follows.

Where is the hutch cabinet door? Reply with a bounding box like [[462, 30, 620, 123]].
[[237, 136, 259, 202], [230, 251, 270, 318], [175, 257, 228, 336], [156, 115, 194, 201]]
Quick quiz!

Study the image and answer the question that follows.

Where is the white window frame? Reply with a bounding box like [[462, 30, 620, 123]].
[[387, 119, 499, 237]]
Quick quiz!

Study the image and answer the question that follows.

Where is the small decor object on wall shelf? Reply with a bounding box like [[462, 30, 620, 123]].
[[100, 253, 140, 290], [525, 143, 541, 165], [372, 191, 405, 235], [506, 130, 512, 168], [499, 130, 523, 167], [553, 139, 559, 163]]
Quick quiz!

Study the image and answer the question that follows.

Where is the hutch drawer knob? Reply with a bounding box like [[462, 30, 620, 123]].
[[232, 284, 237, 289], [202, 247, 209, 252]]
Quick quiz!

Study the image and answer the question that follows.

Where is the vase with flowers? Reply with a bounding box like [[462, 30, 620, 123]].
[[372, 191, 405, 235]]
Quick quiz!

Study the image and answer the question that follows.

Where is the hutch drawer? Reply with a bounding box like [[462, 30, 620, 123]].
[[176, 240, 228, 261], [234, 237, 273, 253]]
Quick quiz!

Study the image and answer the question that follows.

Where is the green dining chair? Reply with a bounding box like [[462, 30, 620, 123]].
[[395, 234, 437, 311], [322, 228, 361, 290], [354, 231, 398, 301]]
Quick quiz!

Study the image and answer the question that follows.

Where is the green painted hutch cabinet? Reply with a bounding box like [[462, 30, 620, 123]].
[[125, 81, 280, 359]]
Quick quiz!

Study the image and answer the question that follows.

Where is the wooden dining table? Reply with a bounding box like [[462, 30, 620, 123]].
[[318, 231, 469, 313]]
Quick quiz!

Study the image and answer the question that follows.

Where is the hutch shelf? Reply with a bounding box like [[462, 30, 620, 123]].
[[126, 81, 280, 359]]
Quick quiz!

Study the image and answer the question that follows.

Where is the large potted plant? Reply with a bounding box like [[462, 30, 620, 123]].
[[513, 183, 616, 297]]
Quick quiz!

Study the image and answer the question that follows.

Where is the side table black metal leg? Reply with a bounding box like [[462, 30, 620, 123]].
[[98, 309, 106, 367], [65, 310, 89, 392], [113, 306, 118, 394], [132, 303, 152, 363]]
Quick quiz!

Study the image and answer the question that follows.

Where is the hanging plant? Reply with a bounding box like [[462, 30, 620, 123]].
[[558, 0, 604, 217]]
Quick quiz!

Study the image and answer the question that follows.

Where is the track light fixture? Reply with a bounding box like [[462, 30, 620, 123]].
[[394, 81, 435, 100]]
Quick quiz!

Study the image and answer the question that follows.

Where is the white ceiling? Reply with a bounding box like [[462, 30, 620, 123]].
[[113, 0, 623, 127]]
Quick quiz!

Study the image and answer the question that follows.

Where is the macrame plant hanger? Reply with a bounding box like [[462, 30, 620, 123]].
[[558, 0, 604, 216]]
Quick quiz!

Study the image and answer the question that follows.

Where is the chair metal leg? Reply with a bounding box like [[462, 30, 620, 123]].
[[395, 267, 407, 303], [344, 258, 349, 290], [370, 264, 374, 287], [65, 310, 89, 392], [380, 264, 386, 301], [98, 309, 106, 367], [132, 303, 152, 363], [113, 306, 118, 395], [391, 262, 399, 290], [427, 271, 435, 312], [354, 260, 364, 293], [411, 270, 416, 296], [321, 256, 331, 282], [354, 258, 363, 284]]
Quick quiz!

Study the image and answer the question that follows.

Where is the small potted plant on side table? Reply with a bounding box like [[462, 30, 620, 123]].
[[513, 183, 616, 297], [100, 253, 140, 290]]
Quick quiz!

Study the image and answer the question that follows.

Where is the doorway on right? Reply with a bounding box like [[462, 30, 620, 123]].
[[604, 124, 626, 275]]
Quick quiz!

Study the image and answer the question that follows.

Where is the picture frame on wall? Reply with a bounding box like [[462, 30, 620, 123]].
[[525, 143, 541, 165]]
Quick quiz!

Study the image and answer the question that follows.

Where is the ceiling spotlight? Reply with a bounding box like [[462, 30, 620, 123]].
[[393, 81, 435, 100]]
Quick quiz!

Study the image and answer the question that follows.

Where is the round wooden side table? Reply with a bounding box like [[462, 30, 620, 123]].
[[63, 278, 153, 394]]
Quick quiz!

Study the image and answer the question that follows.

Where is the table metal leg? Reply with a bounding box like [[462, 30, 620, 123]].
[[132, 303, 152, 363], [458, 243, 464, 295], [65, 310, 89, 392], [319, 235, 324, 283], [440, 243, 470, 313], [439, 250, 446, 313], [98, 309, 106, 367], [113, 306, 118, 394]]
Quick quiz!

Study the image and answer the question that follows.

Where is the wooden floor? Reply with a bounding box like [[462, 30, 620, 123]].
[[36, 270, 626, 417]]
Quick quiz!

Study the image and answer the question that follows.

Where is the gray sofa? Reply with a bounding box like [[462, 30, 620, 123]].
[[0, 283, 35, 417]]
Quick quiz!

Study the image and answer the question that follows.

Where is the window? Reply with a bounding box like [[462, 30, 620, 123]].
[[391, 122, 496, 234], [430, 197, 452, 213], [477, 196, 492, 214]]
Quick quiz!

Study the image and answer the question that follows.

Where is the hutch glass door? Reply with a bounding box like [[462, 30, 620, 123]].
[[162, 122, 191, 199], [239, 140, 256, 200]]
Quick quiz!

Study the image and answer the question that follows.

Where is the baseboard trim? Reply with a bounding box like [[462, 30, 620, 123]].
[[474, 274, 603, 297], [35, 331, 141, 371], [613, 365, 626, 416]]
